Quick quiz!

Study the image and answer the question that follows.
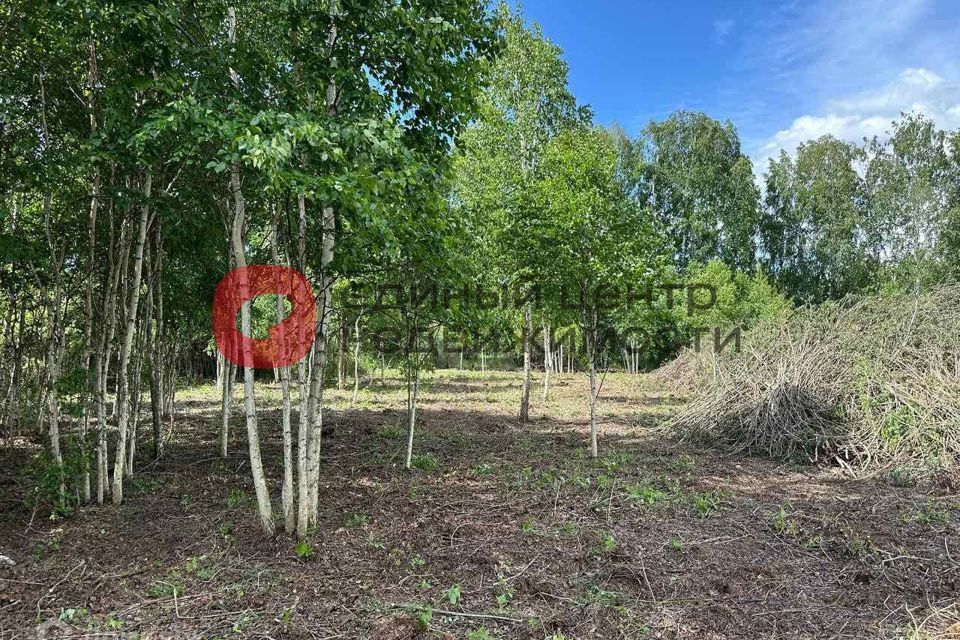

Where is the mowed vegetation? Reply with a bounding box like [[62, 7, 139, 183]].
[[2, 370, 958, 638]]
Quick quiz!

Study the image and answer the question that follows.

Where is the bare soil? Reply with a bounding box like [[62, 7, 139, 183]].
[[1, 371, 958, 639]]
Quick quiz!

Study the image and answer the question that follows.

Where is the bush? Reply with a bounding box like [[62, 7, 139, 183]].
[[664, 285, 960, 474]]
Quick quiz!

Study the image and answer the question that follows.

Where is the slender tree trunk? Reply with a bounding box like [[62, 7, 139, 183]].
[[337, 317, 347, 390], [301, 0, 339, 533], [271, 213, 296, 534], [295, 194, 311, 536], [219, 247, 234, 458], [404, 315, 420, 469], [112, 173, 152, 505], [351, 312, 362, 405], [585, 309, 599, 458], [148, 225, 163, 459], [126, 315, 146, 478], [95, 196, 122, 504], [519, 302, 532, 422], [44, 279, 65, 499], [219, 358, 233, 457], [542, 319, 551, 400], [229, 156, 274, 534]]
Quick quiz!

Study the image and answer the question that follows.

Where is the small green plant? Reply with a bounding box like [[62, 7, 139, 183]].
[[105, 614, 124, 630], [771, 503, 800, 537], [379, 426, 404, 440], [584, 584, 620, 607], [415, 605, 433, 630], [295, 540, 315, 560], [668, 537, 684, 553], [520, 518, 536, 535], [59, 607, 90, 625], [443, 583, 462, 606], [670, 454, 696, 472], [409, 553, 426, 570], [226, 488, 249, 509], [147, 580, 183, 599], [693, 491, 722, 518], [131, 477, 160, 496], [625, 484, 664, 505], [184, 556, 201, 574], [471, 463, 493, 477], [887, 467, 916, 487], [903, 500, 952, 526], [598, 532, 617, 554], [411, 453, 439, 473], [466, 628, 495, 640], [346, 513, 369, 528]]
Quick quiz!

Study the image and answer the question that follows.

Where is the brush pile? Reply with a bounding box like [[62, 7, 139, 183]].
[[665, 285, 960, 473]]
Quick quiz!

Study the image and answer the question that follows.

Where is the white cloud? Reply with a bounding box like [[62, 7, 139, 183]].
[[712, 19, 734, 45], [753, 67, 960, 170]]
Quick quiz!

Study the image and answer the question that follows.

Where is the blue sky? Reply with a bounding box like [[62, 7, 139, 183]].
[[517, 0, 960, 171]]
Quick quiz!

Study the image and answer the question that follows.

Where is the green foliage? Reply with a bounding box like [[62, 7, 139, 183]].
[[443, 583, 462, 606], [693, 491, 723, 518], [294, 541, 315, 560], [643, 111, 760, 271], [226, 489, 250, 510], [410, 453, 439, 473], [684, 260, 791, 333], [346, 513, 369, 528]]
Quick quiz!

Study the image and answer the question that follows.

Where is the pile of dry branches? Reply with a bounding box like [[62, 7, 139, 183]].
[[664, 285, 960, 474]]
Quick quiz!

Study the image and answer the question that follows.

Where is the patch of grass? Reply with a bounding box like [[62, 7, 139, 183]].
[[667, 537, 684, 553], [583, 584, 622, 608], [552, 520, 578, 536], [625, 483, 665, 506], [470, 463, 493, 477], [520, 518, 537, 535], [226, 488, 250, 509], [887, 467, 917, 487], [771, 502, 800, 537], [346, 513, 370, 528], [466, 628, 495, 640], [411, 453, 439, 473], [692, 490, 724, 518], [131, 477, 160, 495], [147, 580, 183, 599], [669, 454, 696, 473], [903, 500, 952, 526], [379, 426, 404, 440], [409, 553, 426, 570]]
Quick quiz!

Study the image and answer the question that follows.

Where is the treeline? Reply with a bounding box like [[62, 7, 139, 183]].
[[1, 1, 959, 533]]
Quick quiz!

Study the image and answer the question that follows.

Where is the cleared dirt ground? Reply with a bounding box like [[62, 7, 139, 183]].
[[1, 370, 958, 639]]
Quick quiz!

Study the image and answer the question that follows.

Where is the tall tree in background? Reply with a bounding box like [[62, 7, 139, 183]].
[[642, 111, 759, 271], [453, 3, 585, 421], [535, 126, 663, 456], [761, 136, 870, 303], [865, 112, 960, 291]]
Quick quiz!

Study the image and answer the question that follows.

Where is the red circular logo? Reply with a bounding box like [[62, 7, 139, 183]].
[[212, 266, 316, 369]]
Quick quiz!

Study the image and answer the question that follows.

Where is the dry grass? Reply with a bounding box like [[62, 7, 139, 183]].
[[665, 285, 960, 475]]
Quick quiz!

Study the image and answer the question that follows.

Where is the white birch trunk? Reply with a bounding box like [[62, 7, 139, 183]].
[[111, 173, 151, 504], [519, 302, 532, 422], [229, 160, 274, 535]]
